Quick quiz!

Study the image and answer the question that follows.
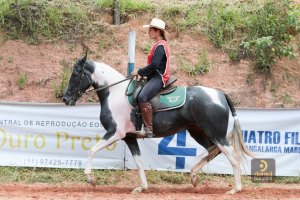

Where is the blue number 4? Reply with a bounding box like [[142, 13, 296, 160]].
[[158, 130, 197, 169]]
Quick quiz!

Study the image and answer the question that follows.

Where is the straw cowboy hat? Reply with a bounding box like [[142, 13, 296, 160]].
[[142, 18, 169, 34]]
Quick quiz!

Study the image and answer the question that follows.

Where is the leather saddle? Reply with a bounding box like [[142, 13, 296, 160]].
[[132, 77, 177, 113]]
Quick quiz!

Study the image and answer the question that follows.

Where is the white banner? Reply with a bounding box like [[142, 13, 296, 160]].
[[0, 102, 124, 169], [127, 108, 300, 176], [0, 102, 299, 176]]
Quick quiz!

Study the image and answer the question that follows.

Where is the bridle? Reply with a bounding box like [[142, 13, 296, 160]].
[[73, 66, 138, 101], [73, 64, 93, 101]]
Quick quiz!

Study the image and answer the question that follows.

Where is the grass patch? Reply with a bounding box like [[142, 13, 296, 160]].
[[1, 0, 89, 42], [176, 48, 213, 76], [0, 167, 299, 187], [94, 0, 114, 10], [163, 2, 204, 33], [271, 85, 278, 92], [96, 34, 114, 58], [1, 0, 299, 78], [138, 41, 151, 54], [119, 0, 156, 15], [0, 167, 127, 185], [53, 59, 71, 98], [147, 169, 189, 184], [275, 176, 300, 184], [17, 73, 27, 90], [95, 0, 156, 13], [206, 0, 300, 74], [8, 55, 13, 63], [282, 91, 293, 105]]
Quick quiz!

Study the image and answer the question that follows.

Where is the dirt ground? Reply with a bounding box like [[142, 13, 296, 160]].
[[0, 181, 299, 200], [0, 170, 299, 200]]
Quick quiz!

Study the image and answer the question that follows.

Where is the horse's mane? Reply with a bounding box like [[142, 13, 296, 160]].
[[91, 61, 125, 79]]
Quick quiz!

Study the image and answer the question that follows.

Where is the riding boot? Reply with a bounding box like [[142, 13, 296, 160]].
[[140, 103, 155, 138]]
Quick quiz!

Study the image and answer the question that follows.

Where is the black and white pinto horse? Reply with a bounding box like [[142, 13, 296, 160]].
[[62, 54, 254, 194]]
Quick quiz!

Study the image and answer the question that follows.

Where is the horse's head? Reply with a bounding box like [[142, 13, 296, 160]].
[[62, 53, 93, 106]]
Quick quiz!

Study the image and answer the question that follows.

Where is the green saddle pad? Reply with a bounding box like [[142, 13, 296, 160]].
[[127, 81, 186, 112]]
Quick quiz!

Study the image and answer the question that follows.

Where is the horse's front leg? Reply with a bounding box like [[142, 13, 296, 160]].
[[124, 135, 148, 194], [84, 132, 123, 187]]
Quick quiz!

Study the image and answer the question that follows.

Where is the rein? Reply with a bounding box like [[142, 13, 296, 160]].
[[76, 74, 138, 97]]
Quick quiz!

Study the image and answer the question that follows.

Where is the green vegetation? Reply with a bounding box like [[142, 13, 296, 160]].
[[271, 85, 278, 92], [94, 0, 114, 10], [282, 91, 293, 105], [96, 34, 114, 58], [233, 98, 241, 105], [0, 167, 127, 185], [17, 73, 27, 90], [275, 175, 300, 184], [176, 48, 213, 76], [0, 166, 298, 186], [246, 71, 254, 85], [206, 0, 300, 74], [0, 0, 199, 43], [95, 0, 155, 14], [8, 55, 13, 63], [272, 90, 293, 106], [53, 59, 71, 98], [147, 169, 189, 184], [194, 48, 213, 74], [138, 41, 151, 54], [118, 0, 155, 15], [8, 79, 12, 87], [164, 3, 203, 33], [1, 0, 299, 77], [1, 0, 88, 42], [88, 97, 96, 102]]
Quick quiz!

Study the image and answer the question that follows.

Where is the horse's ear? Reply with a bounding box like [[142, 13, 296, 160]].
[[79, 52, 87, 66]]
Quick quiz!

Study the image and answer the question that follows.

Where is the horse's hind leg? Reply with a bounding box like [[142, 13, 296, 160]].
[[190, 127, 242, 194], [215, 138, 242, 194], [124, 134, 148, 194], [188, 126, 221, 187]]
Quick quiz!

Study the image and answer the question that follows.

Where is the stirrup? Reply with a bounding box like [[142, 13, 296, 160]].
[[134, 124, 155, 138]]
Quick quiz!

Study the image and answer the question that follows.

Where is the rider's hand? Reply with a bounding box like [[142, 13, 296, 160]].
[[131, 69, 139, 76]]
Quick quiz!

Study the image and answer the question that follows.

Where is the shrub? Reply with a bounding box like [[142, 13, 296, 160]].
[[206, 0, 300, 73], [176, 48, 212, 76], [17, 73, 27, 90], [53, 60, 71, 98]]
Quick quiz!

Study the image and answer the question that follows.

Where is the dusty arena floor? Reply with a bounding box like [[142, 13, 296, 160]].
[[0, 181, 299, 199]]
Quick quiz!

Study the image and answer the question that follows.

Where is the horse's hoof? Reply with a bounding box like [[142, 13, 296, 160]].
[[131, 187, 147, 194], [226, 188, 241, 194], [190, 173, 198, 187], [88, 176, 97, 187]]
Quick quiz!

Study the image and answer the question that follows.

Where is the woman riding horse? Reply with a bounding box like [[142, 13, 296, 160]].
[[131, 18, 170, 137], [62, 18, 254, 194]]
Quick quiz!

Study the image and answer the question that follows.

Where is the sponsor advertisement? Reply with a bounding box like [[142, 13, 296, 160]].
[[1, 102, 299, 176]]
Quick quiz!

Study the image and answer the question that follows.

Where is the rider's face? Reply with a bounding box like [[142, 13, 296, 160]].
[[148, 27, 160, 40]]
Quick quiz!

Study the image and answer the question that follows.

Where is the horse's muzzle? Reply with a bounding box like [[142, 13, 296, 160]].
[[62, 96, 76, 106]]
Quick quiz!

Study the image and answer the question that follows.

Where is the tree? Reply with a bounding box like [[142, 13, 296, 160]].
[[114, 0, 120, 25], [15, 0, 23, 22]]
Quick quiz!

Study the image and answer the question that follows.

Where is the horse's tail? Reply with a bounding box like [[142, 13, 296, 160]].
[[224, 94, 255, 164]]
